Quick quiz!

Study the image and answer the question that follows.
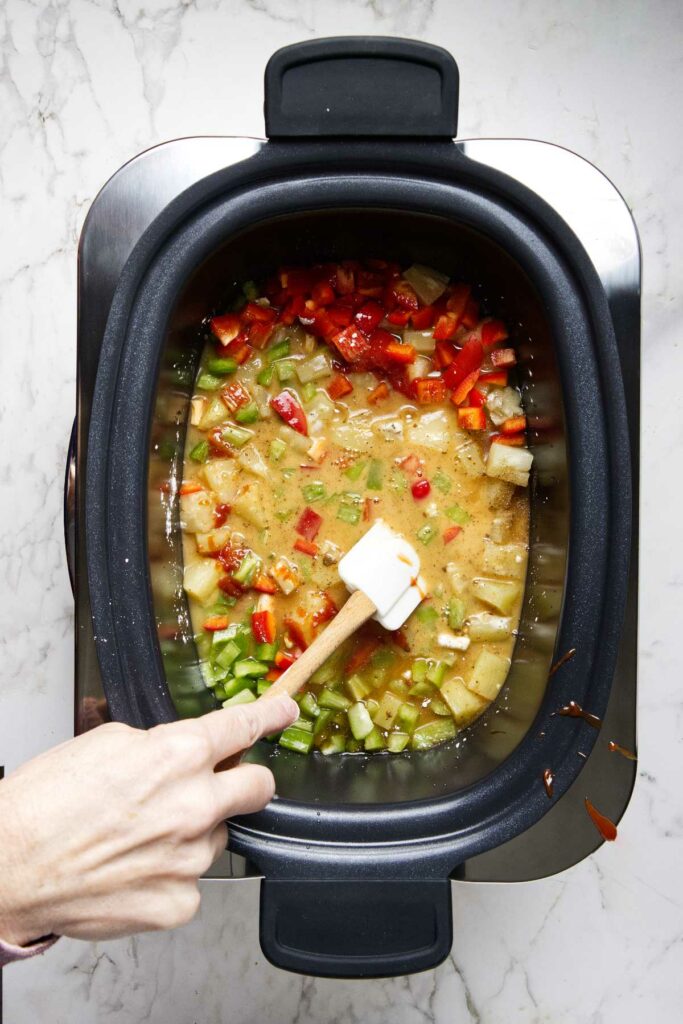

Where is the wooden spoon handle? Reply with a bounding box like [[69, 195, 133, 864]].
[[263, 589, 376, 700]]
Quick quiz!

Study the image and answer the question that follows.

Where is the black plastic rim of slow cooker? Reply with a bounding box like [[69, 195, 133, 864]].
[[85, 141, 631, 861]]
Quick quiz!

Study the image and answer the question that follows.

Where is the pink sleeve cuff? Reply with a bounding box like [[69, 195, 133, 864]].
[[0, 934, 58, 967]]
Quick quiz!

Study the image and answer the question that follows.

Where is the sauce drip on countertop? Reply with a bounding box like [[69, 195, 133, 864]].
[[608, 739, 637, 761], [585, 798, 617, 841], [555, 701, 602, 729]]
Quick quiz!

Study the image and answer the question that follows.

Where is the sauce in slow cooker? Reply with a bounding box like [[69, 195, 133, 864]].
[[179, 259, 532, 754]]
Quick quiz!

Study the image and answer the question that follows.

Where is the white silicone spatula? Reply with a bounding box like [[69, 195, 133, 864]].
[[263, 519, 428, 701]]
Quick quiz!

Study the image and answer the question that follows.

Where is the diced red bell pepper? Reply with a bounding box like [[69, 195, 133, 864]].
[[179, 481, 202, 496], [214, 503, 231, 528], [311, 591, 338, 627], [284, 617, 308, 650], [280, 294, 307, 325], [391, 280, 420, 311], [491, 347, 517, 368], [367, 381, 389, 404], [469, 387, 487, 408], [346, 635, 380, 674], [457, 406, 487, 431], [354, 301, 385, 335], [204, 615, 230, 632], [357, 269, 386, 297], [327, 373, 354, 400], [386, 308, 412, 326], [461, 297, 480, 329], [411, 305, 436, 329], [334, 265, 355, 295], [207, 428, 234, 456], [299, 307, 336, 341], [218, 576, 244, 597], [293, 537, 318, 557], [242, 302, 277, 324], [398, 453, 420, 474], [443, 338, 484, 390], [479, 369, 508, 387], [451, 369, 481, 406], [443, 525, 462, 545], [295, 506, 323, 542], [252, 608, 276, 644], [253, 573, 277, 594], [434, 340, 456, 368], [279, 268, 313, 295], [433, 314, 458, 342], [247, 321, 275, 349], [411, 478, 431, 500], [481, 319, 509, 349], [271, 390, 308, 435], [265, 669, 282, 683], [210, 313, 242, 347], [414, 377, 447, 404], [491, 433, 525, 447], [311, 281, 335, 307], [501, 415, 527, 435], [446, 283, 471, 326], [330, 325, 371, 363], [275, 650, 297, 670], [384, 342, 416, 364], [326, 304, 354, 328], [221, 381, 251, 410]]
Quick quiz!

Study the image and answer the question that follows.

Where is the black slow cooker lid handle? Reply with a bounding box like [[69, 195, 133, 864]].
[[264, 36, 459, 139], [260, 877, 452, 978]]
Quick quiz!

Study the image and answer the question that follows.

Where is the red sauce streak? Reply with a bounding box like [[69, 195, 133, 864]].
[[585, 798, 617, 841], [543, 768, 554, 798], [555, 701, 602, 729], [608, 740, 637, 761], [548, 647, 577, 678]]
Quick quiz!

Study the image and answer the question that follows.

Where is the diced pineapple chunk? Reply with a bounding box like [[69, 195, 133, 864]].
[[472, 577, 522, 614], [271, 556, 303, 595], [183, 558, 222, 604], [232, 481, 266, 527], [201, 459, 238, 503], [237, 445, 270, 480], [440, 675, 488, 726], [486, 443, 533, 488], [307, 436, 329, 464], [467, 612, 512, 641], [198, 395, 228, 431], [483, 539, 527, 579], [190, 397, 206, 426], [195, 525, 232, 556], [455, 439, 485, 477], [408, 410, 450, 453], [445, 564, 468, 597], [180, 490, 215, 533], [467, 650, 511, 700], [330, 421, 374, 451], [486, 479, 515, 510], [490, 515, 511, 543], [485, 386, 524, 426], [372, 690, 403, 730]]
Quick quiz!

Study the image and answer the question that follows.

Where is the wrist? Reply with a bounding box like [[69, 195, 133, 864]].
[[0, 784, 49, 947]]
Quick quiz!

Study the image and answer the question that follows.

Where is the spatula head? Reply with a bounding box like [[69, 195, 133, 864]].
[[338, 519, 429, 631]]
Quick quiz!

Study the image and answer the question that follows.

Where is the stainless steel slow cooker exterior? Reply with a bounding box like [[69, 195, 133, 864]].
[[69, 39, 640, 978]]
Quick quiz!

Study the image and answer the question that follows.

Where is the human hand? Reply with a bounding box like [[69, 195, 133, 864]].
[[0, 694, 298, 946]]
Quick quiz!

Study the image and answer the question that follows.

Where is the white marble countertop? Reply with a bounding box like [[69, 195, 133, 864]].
[[1, 1, 681, 1021]]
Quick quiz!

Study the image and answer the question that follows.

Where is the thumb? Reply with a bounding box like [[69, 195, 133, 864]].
[[201, 693, 299, 764]]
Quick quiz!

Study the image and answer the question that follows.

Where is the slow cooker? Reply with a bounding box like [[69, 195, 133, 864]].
[[66, 37, 640, 978]]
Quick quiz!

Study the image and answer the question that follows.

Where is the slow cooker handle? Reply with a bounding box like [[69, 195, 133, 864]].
[[264, 36, 459, 139], [64, 418, 77, 595], [259, 876, 452, 978]]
